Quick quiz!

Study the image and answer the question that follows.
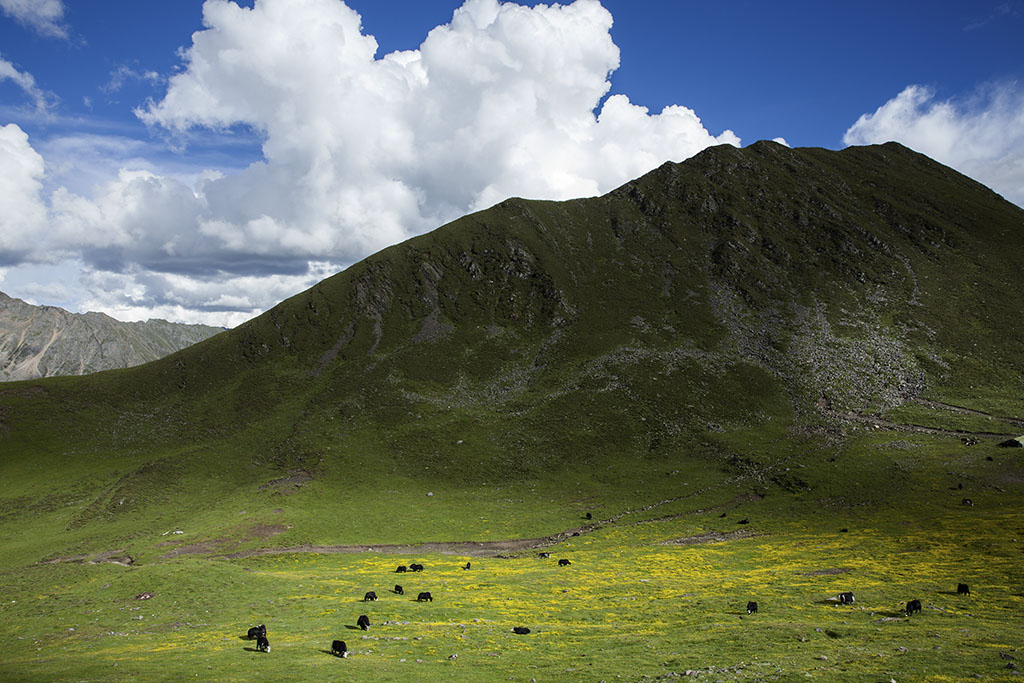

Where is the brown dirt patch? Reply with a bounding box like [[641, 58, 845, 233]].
[[250, 523, 288, 538], [41, 550, 133, 566], [259, 470, 314, 494]]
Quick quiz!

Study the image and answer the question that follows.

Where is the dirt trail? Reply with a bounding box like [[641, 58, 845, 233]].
[[223, 475, 765, 560], [830, 398, 1024, 438], [223, 536, 565, 560], [43, 463, 778, 565], [837, 411, 1017, 438], [41, 550, 133, 566], [912, 399, 1024, 429]]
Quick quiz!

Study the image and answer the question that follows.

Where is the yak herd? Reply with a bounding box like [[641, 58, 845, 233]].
[[243, 556, 567, 657], [243, 556, 973, 659]]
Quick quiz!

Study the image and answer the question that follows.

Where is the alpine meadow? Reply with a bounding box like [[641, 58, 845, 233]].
[[1, 141, 1023, 681]]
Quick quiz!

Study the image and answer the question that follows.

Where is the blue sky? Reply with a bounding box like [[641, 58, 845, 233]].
[[1, 0, 1022, 326]]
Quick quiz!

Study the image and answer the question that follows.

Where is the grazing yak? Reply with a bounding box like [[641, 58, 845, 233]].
[[363, 591, 378, 602], [558, 559, 572, 567], [394, 584, 404, 595], [410, 563, 425, 572], [838, 592, 855, 605], [961, 498, 974, 506], [357, 615, 370, 631], [417, 592, 433, 602], [512, 627, 531, 634], [747, 601, 758, 614], [905, 599, 922, 616], [255, 634, 270, 653], [463, 562, 471, 570], [538, 552, 551, 559], [958, 583, 971, 596], [246, 624, 266, 639], [395, 565, 407, 573], [331, 640, 348, 658]]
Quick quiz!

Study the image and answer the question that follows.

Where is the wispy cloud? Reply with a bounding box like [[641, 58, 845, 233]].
[[102, 64, 164, 95], [0, 55, 58, 113], [0, 0, 68, 39], [964, 1, 1020, 31]]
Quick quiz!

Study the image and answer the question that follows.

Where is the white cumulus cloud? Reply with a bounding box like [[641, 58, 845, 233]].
[[134, 0, 739, 262], [844, 83, 1024, 207], [0, 124, 49, 259], [0, 0, 67, 39], [4, 0, 741, 325]]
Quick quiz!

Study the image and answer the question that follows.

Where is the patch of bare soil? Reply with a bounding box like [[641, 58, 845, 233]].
[[660, 529, 760, 546], [251, 523, 289, 538], [41, 550, 133, 566], [259, 470, 314, 494]]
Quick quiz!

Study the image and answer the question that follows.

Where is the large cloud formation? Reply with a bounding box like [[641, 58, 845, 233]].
[[0, 123, 49, 260], [844, 83, 1024, 207], [135, 0, 738, 262], [4, 0, 740, 326]]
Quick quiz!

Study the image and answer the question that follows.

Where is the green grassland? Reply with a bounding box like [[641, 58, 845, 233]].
[[2, 142, 1024, 680], [1, 428, 1022, 682]]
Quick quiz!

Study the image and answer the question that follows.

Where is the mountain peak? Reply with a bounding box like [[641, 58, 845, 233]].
[[0, 294, 223, 381]]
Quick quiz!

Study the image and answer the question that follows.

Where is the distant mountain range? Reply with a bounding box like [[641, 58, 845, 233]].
[[0, 292, 224, 381]]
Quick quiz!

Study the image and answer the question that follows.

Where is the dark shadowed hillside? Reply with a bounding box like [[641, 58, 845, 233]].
[[116, 141, 1023, 444]]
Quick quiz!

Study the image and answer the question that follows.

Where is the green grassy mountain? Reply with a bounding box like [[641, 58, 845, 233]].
[[3, 138, 1024, 545], [1, 141, 1023, 681]]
